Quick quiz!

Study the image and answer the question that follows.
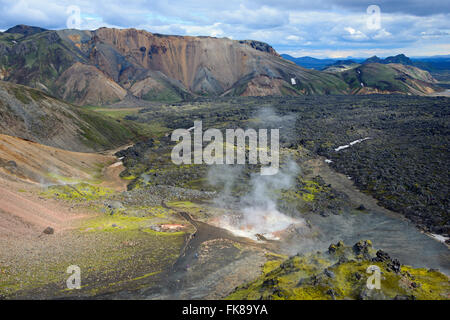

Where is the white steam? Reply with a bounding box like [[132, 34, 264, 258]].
[[208, 107, 304, 240]]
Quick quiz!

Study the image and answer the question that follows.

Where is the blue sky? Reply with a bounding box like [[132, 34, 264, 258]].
[[1, 0, 449, 58]]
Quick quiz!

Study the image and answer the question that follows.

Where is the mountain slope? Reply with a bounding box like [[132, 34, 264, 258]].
[[0, 133, 119, 186], [0, 81, 135, 152], [1, 26, 349, 105], [55, 62, 127, 105], [336, 63, 439, 95], [286, 53, 441, 95], [362, 54, 450, 83], [59, 28, 349, 98], [0, 26, 442, 103]]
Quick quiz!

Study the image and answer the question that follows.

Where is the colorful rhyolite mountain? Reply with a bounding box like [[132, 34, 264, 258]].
[[0, 25, 441, 105]]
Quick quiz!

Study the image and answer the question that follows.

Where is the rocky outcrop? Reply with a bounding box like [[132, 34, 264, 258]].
[[228, 240, 450, 300]]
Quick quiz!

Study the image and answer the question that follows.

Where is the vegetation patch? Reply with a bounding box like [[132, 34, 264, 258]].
[[227, 241, 449, 300], [43, 183, 115, 202]]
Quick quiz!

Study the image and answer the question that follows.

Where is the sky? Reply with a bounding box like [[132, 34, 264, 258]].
[[0, 0, 449, 58]]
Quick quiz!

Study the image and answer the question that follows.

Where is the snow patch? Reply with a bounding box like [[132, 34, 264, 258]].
[[430, 233, 449, 244], [334, 137, 371, 152]]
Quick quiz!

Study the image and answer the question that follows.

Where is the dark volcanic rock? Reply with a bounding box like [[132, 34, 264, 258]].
[[43, 227, 54, 235]]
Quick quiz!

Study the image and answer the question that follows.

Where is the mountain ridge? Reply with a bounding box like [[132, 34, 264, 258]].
[[284, 53, 450, 82], [0, 80, 136, 152], [0, 25, 441, 105]]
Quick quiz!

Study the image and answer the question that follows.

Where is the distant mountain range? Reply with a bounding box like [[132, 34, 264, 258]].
[[281, 55, 365, 70], [282, 53, 450, 73], [0, 25, 443, 106]]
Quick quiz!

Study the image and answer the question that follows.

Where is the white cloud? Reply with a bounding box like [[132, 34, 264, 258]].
[[344, 27, 368, 40], [183, 23, 225, 37], [0, 0, 449, 58], [373, 28, 392, 39], [286, 35, 302, 41]]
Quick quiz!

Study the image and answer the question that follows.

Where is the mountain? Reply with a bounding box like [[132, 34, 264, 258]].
[[0, 81, 136, 152], [362, 54, 450, 77], [5, 24, 47, 36], [363, 55, 383, 64], [283, 53, 440, 94], [321, 60, 360, 73], [280, 54, 338, 70], [337, 63, 438, 94], [281, 54, 366, 70], [0, 26, 351, 105], [0, 26, 442, 104], [287, 53, 448, 75], [363, 54, 413, 65], [314, 53, 440, 94]]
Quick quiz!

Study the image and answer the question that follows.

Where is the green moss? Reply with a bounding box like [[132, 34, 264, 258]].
[[290, 286, 330, 300], [46, 172, 84, 184], [122, 175, 137, 180], [281, 178, 326, 205], [130, 271, 161, 281], [141, 228, 185, 237], [146, 206, 172, 218], [28, 88, 46, 102], [263, 260, 283, 274], [80, 214, 147, 232], [10, 86, 31, 104], [43, 183, 115, 202], [400, 266, 450, 300], [227, 241, 450, 300], [142, 87, 183, 103], [76, 109, 136, 150], [167, 201, 198, 208], [1, 221, 184, 298]]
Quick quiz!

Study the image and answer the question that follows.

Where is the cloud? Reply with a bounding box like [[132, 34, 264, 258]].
[[373, 28, 392, 40], [217, 4, 289, 29], [258, 0, 450, 17], [0, 0, 448, 58], [286, 35, 302, 41], [343, 27, 368, 40]]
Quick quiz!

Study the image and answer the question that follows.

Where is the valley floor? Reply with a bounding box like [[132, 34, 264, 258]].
[[0, 135, 448, 299], [1, 93, 449, 299], [0, 136, 270, 299]]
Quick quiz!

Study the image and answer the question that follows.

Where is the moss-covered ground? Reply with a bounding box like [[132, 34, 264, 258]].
[[227, 241, 449, 300]]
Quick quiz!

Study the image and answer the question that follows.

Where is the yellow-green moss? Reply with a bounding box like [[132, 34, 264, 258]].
[[227, 243, 450, 300], [43, 183, 115, 202], [80, 214, 148, 232], [142, 228, 185, 237], [400, 266, 450, 300]]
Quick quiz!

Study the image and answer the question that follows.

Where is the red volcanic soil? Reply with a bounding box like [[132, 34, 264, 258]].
[[0, 181, 88, 239], [0, 134, 128, 239]]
